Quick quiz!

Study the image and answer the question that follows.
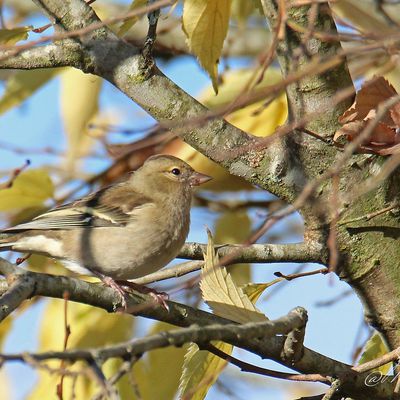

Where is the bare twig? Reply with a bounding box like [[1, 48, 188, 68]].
[[322, 379, 342, 400], [56, 292, 72, 400], [339, 202, 399, 226], [0, 160, 31, 190], [0, 0, 174, 63], [353, 346, 400, 373], [203, 342, 330, 383], [281, 308, 308, 364], [0, 258, 395, 399], [274, 267, 329, 281]]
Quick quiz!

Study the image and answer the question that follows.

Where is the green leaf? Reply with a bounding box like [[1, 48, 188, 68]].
[[118, 0, 147, 36], [0, 69, 60, 115], [0, 169, 54, 211], [358, 332, 392, 375], [0, 26, 31, 44], [182, 0, 231, 93]]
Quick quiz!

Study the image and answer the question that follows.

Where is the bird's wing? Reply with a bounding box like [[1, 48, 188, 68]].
[[4, 185, 154, 231]]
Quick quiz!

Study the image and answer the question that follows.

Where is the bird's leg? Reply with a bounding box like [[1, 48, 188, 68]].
[[93, 272, 129, 310], [116, 280, 169, 312]]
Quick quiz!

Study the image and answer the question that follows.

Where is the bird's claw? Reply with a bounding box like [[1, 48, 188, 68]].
[[149, 291, 169, 312]]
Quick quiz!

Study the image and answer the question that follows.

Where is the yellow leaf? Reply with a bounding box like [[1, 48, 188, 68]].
[[179, 342, 232, 400], [358, 331, 392, 375], [0, 169, 54, 211], [0, 26, 31, 44], [203, 68, 287, 137], [0, 315, 13, 350], [118, 0, 147, 36], [0, 368, 12, 399], [182, 0, 231, 93], [201, 230, 267, 323], [241, 281, 282, 304], [60, 68, 102, 172], [231, 0, 254, 27], [133, 322, 186, 400], [214, 210, 251, 286], [28, 299, 133, 400], [0, 69, 60, 115], [178, 231, 268, 400]]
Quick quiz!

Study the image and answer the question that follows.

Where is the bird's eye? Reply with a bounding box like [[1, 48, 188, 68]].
[[171, 168, 181, 176]]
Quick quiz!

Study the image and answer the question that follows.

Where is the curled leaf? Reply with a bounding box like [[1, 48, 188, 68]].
[[335, 76, 400, 155]]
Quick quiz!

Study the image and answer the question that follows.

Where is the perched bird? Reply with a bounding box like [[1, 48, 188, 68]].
[[0, 155, 212, 307]]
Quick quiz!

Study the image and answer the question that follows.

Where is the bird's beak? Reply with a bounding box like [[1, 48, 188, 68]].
[[189, 171, 212, 187]]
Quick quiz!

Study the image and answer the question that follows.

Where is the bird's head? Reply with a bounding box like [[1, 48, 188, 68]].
[[134, 155, 212, 194]]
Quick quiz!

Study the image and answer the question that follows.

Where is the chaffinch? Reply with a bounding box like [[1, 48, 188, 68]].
[[0, 155, 212, 307]]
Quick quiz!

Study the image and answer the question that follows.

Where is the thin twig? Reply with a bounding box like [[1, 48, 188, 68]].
[[203, 343, 330, 383], [56, 292, 72, 400], [0, 0, 174, 62], [353, 346, 400, 373], [338, 202, 399, 226], [274, 267, 329, 281]]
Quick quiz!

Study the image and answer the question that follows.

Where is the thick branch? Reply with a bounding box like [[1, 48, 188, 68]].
[[260, 1, 353, 136], [0, 279, 34, 320], [0, 257, 396, 399], [0, 41, 82, 69]]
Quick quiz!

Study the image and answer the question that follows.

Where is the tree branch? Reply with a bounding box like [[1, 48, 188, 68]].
[[0, 257, 396, 399], [20, 0, 300, 204], [0, 41, 82, 69], [178, 241, 323, 263], [131, 241, 324, 285], [0, 308, 307, 362]]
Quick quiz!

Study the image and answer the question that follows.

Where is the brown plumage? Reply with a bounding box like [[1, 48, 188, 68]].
[[0, 155, 211, 305]]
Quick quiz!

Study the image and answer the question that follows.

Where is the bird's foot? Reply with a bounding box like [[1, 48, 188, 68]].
[[117, 280, 170, 312], [99, 275, 129, 310], [149, 291, 169, 312]]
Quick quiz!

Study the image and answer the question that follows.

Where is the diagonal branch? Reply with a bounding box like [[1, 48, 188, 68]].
[[22, 0, 299, 204], [0, 41, 82, 69]]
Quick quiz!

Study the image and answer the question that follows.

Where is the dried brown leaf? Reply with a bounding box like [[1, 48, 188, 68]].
[[335, 76, 400, 155], [339, 77, 397, 126]]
